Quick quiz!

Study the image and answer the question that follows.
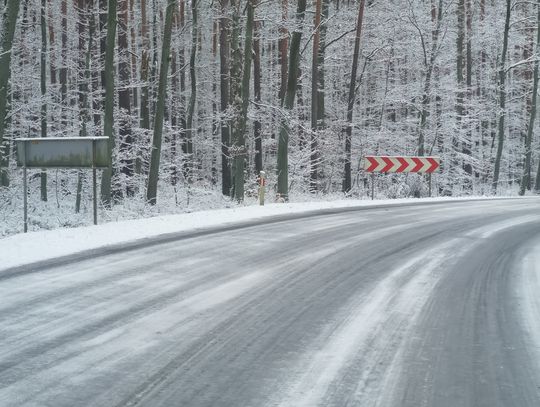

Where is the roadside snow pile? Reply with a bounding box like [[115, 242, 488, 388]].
[[0, 196, 527, 272]]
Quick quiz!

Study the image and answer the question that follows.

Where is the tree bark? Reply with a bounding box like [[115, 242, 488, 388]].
[[278, 0, 288, 104], [100, 0, 117, 206], [76, 0, 93, 213], [139, 0, 150, 132], [343, 0, 366, 193], [276, 0, 307, 199], [492, 0, 511, 193], [0, 0, 21, 187], [522, 1, 540, 195], [310, 0, 322, 192], [118, 0, 133, 196], [146, 0, 177, 204], [40, 0, 48, 201], [418, 0, 443, 159], [253, 1, 263, 175], [219, 0, 231, 196], [184, 0, 197, 184], [231, 0, 255, 201]]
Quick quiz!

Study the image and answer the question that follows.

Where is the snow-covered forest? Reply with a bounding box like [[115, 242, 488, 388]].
[[1, 0, 539, 235]]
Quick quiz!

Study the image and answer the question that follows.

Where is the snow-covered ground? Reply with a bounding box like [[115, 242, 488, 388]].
[[1, 195, 533, 273]]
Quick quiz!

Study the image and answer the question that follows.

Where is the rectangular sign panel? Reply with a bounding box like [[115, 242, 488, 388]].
[[16, 137, 109, 168], [362, 156, 440, 174]]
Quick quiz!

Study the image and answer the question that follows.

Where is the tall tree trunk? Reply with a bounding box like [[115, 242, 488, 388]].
[[118, 0, 133, 196], [278, 0, 288, 104], [418, 0, 443, 159], [178, 0, 188, 184], [522, 1, 540, 195], [211, 20, 219, 185], [310, 0, 322, 192], [231, 0, 255, 201], [342, 0, 366, 193], [146, 0, 177, 204], [0, 0, 21, 187], [276, 0, 307, 199], [463, 0, 473, 179], [219, 0, 231, 195], [317, 0, 329, 127], [229, 0, 241, 198], [40, 0, 48, 201], [76, 0, 93, 213], [253, 4, 262, 175], [139, 0, 150, 133], [60, 0, 68, 127], [184, 0, 197, 184], [456, 0, 465, 181], [492, 0, 511, 193], [100, 0, 118, 206]]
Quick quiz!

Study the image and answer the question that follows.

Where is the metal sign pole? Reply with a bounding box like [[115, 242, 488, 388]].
[[371, 172, 375, 200], [22, 142, 28, 233], [428, 173, 432, 198], [92, 139, 98, 225]]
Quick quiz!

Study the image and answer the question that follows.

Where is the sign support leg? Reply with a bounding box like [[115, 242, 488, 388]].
[[371, 172, 375, 200], [259, 171, 265, 206], [428, 173, 432, 198], [92, 139, 98, 225], [93, 168, 97, 225], [23, 166, 28, 233]]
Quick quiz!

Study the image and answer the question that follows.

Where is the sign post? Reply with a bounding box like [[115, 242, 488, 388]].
[[362, 156, 441, 198], [371, 172, 375, 200], [22, 142, 28, 233], [15, 137, 109, 232], [258, 171, 266, 206]]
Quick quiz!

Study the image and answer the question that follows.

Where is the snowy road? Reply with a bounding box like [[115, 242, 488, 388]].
[[1, 198, 540, 407]]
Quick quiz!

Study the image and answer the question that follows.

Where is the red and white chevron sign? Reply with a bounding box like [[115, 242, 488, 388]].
[[362, 156, 440, 174]]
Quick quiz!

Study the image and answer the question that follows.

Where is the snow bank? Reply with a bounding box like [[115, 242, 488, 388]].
[[0, 196, 529, 272]]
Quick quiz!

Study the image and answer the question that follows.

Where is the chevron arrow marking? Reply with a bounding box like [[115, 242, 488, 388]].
[[363, 156, 441, 173]]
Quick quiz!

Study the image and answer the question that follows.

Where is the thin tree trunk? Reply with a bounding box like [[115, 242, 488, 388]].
[[40, 0, 48, 201], [278, 0, 288, 104], [139, 0, 150, 132], [492, 0, 511, 193], [522, 1, 540, 195], [229, 0, 241, 198], [231, 0, 255, 201], [310, 0, 322, 192], [100, 0, 118, 206], [178, 0, 188, 184], [418, 0, 443, 159], [343, 0, 366, 193], [253, 5, 263, 175], [60, 0, 69, 131], [184, 0, 197, 184], [0, 0, 21, 187], [276, 0, 307, 199], [146, 0, 177, 204], [118, 0, 133, 196], [463, 0, 473, 179], [219, 0, 231, 195], [456, 0, 465, 182], [76, 0, 93, 213]]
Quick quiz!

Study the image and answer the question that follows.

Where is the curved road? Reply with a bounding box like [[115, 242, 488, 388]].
[[1, 199, 540, 406]]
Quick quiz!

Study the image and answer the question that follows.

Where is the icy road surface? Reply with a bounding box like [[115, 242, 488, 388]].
[[1, 198, 540, 406]]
